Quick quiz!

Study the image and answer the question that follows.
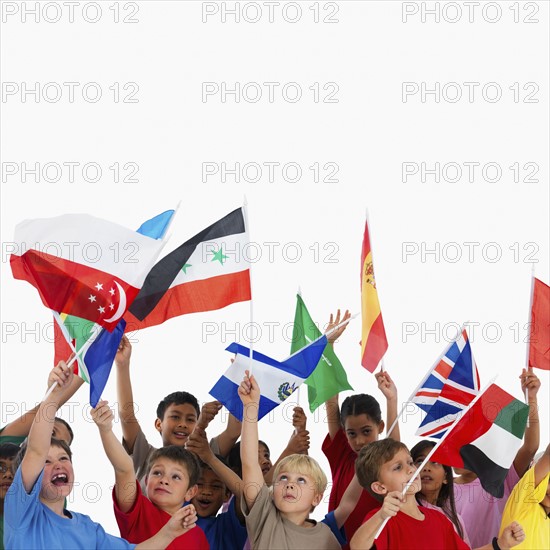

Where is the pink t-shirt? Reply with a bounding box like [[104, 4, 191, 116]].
[[418, 499, 470, 547], [453, 466, 520, 549]]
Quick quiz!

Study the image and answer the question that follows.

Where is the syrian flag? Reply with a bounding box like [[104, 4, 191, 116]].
[[10, 214, 163, 331], [431, 383, 529, 498], [125, 208, 251, 330], [210, 336, 328, 422]]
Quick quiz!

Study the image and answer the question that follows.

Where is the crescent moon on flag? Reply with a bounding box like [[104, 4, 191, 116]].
[[103, 281, 127, 323]]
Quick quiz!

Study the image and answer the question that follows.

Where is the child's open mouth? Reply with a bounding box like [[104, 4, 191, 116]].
[[51, 473, 69, 486]]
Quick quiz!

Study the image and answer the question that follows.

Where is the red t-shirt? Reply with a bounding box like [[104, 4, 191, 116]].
[[363, 506, 470, 550], [322, 428, 380, 549], [113, 482, 209, 550]]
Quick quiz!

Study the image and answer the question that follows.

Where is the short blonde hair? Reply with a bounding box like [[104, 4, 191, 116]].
[[272, 454, 328, 494]]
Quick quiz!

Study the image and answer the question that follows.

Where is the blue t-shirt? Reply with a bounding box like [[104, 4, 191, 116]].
[[197, 497, 247, 550], [4, 467, 135, 550], [322, 510, 347, 547]]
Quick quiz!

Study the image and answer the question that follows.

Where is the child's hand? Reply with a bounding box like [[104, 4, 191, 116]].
[[186, 427, 214, 462], [497, 521, 525, 549], [375, 371, 397, 402], [115, 335, 132, 369], [165, 503, 197, 537], [325, 309, 351, 344], [47, 360, 74, 396], [379, 491, 404, 520], [292, 406, 307, 432], [197, 401, 222, 430], [520, 367, 540, 400], [91, 400, 114, 433], [286, 429, 310, 454], [238, 370, 260, 405]]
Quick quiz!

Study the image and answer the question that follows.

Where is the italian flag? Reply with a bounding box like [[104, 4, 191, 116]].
[[10, 214, 164, 332], [431, 383, 529, 497], [360, 218, 388, 372], [125, 208, 251, 329]]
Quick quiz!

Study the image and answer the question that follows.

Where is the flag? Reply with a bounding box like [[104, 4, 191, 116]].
[[360, 218, 388, 372], [529, 277, 550, 370], [291, 294, 353, 412], [431, 383, 529, 497], [52, 210, 175, 406], [415, 329, 480, 438], [210, 336, 328, 421], [10, 214, 163, 331], [53, 313, 125, 407], [125, 208, 251, 330]]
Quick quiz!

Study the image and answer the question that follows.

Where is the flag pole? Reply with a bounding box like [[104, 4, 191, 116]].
[[374, 376, 498, 540], [159, 200, 181, 241], [295, 286, 302, 406], [42, 324, 102, 401], [385, 323, 468, 440], [243, 197, 255, 376], [524, 265, 535, 425]]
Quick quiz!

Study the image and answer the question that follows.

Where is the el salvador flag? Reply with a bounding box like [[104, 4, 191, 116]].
[[210, 336, 327, 421]]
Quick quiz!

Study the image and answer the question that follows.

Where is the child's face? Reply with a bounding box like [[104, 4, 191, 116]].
[[0, 456, 15, 500], [192, 468, 228, 517], [146, 457, 196, 514], [155, 403, 198, 447], [344, 414, 383, 454], [413, 451, 446, 498], [272, 470, 322, 517], [40, 445, 74, 503], [258, 443, 272, 475], [375, 449, 420, 497]]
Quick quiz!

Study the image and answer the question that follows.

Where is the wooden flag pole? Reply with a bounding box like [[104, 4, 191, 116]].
[[524, 265, 536, 426]]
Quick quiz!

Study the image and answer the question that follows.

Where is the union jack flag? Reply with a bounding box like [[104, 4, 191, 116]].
[[413, 328, 480, 439]]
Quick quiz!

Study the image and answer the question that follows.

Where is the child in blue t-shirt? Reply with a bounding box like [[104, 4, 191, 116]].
[[4, 361, 197, 550]]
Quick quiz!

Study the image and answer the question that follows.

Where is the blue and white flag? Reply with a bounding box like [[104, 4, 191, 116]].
[[210, 336, 328, 421]]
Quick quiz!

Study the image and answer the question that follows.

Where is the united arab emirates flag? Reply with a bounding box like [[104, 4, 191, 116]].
[[431, 383, 529, 497], [126, 208, 251, 329], [291, 294, 353, 412], [10, 214, 163, 332]]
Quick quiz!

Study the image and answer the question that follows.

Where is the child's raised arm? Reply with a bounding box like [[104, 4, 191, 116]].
[[195, 400, 242, 458], [115, 336, 141, 454], [1, 361, 83, 440], [375, 370, 400, 441], [186, 426, 246, 522], [21, 361, 74, 493], [512, 367, 540, 477], [323, 309, 351, 440], [91, 400, 136, 514], [238, 371, 265, 510]]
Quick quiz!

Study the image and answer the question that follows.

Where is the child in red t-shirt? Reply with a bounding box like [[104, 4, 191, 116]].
[[322, 310, 400, 546], [92, 400, 209, 549], [352, 439, 526, 550]]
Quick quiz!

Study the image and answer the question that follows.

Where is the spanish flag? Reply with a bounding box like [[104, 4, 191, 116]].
[[360, 219, 388, 372]]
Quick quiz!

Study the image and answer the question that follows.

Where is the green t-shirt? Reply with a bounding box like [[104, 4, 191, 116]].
[[0, 426, 26, 446]]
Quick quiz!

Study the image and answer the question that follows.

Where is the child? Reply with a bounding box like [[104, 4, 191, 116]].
[[0, 443, 19, 550], [351, 439, 526, 550], [92, 400, 209, 549], [323, 310, 400, 545], [454, 368, 540, 548], [410, 440, 468, 544], [115, 336, 240, 487], [238, 371, 362, 550], [499, 442, 550, 549], [4, 362, 195, 549], [185, 426, 248, 549]]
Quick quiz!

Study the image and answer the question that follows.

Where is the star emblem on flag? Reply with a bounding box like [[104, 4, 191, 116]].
[[211, 248, 228, 265]]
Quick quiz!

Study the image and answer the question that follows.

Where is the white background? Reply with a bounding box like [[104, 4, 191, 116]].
[[1, 0, 548, 536]]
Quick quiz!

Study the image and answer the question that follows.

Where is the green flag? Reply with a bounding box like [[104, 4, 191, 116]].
[[291, 294, 353, 412]]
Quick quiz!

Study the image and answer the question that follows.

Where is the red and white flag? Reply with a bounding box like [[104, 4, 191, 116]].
[[10, 213, 163, 331]]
